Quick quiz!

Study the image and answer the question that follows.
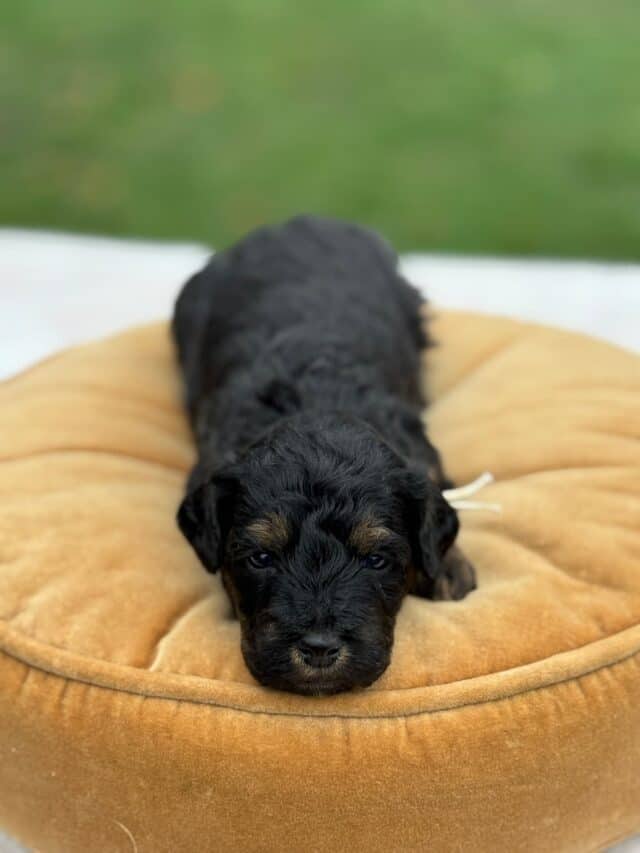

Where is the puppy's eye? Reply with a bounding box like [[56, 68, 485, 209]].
[[248, 551, 275, 569], [361, 553, 388, 570]]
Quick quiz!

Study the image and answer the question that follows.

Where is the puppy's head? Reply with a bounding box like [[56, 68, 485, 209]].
[[177, 416, 458, 695]]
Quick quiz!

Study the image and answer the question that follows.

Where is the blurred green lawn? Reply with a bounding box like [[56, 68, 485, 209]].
[[1, 1, 639, 258]]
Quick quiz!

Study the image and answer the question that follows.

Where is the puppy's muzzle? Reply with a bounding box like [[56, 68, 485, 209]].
[[296, 631, 343, 669]]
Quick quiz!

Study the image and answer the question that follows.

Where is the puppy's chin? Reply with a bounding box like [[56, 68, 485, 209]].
[[248, 664, 389, 697], [241, 633, 391, 696]]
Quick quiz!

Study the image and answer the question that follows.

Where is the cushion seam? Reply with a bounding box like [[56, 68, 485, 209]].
[[1, 627, 638, 720]]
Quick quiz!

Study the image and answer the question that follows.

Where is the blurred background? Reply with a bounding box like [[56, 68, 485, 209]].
[[2, 0, 639, 258]]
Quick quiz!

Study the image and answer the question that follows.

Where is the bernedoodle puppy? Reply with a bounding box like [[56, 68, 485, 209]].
[[172, 215, 475, 695]]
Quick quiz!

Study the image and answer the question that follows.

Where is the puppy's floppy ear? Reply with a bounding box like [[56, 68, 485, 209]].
[[177, 474, 236, 573], [402, 468, 459, 581]]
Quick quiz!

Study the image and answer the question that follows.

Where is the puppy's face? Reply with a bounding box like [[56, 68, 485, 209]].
[[178, 419, 458, 695]]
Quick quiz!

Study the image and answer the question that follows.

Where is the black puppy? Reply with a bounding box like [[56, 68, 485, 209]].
[[173, 215, 475, 695]]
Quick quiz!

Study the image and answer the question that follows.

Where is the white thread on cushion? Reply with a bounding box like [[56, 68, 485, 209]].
[[443, 472, 502, 513]]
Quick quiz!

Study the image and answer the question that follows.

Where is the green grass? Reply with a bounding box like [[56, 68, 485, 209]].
[[2, 1, 639, 258]]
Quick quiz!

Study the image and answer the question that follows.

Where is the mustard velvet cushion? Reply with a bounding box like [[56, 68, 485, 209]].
[[1, 312, 639, 853]]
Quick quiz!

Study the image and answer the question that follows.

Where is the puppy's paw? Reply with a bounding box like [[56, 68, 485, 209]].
[[431, 545, 476, 601]]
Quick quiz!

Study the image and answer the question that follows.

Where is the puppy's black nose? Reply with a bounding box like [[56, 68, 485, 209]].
[[298, 632, 342, 668]]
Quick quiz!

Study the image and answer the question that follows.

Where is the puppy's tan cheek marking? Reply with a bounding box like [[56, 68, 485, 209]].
[[290, 647, 316, 677], [348, 518, 393, 552], [246, 513, 290, 550]]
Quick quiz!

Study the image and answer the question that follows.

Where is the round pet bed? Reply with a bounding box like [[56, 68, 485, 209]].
[[0, 311, 638, 852]]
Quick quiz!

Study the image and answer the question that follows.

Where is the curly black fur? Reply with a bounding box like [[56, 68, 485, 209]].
[[173, 215, 475, 695]]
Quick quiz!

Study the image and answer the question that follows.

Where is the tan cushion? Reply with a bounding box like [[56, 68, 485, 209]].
[[1, 311, 639, 852]]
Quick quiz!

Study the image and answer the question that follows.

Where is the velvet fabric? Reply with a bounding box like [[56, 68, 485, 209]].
[[1, 312, 639, 852]]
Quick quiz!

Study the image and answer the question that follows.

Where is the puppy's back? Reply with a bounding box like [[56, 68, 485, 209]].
[[225, 214, 399, 285], [172, 215, 428, 415]]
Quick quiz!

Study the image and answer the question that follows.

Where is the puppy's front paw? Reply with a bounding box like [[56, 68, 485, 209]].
[[431, 545, 476, 601]]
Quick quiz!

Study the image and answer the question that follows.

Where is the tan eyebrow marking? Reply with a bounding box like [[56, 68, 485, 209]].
[[246, 513, 290, 550], [348, 518, 393, 552]]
